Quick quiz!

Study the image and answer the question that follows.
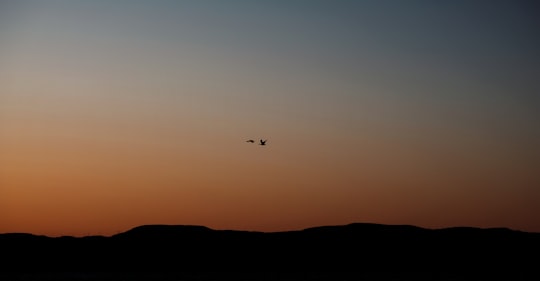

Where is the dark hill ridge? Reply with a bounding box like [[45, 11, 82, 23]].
[[2, 223, 539, 278]]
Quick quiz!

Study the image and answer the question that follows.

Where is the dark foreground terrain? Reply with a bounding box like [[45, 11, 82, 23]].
[[2, 223, 539, 280]]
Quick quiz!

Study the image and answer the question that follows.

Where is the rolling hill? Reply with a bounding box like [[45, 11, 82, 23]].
[[2, 223, 539, 280]]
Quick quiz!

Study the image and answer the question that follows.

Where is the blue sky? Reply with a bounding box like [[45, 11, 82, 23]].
[[1, 0, 539, 236]]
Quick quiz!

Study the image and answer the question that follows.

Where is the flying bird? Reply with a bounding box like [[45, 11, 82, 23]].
[[246, 139, 255, 143], [259, 139, 267, 146]]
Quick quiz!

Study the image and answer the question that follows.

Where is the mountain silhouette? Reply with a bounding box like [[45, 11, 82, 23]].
[[2, 222, 539, 280]]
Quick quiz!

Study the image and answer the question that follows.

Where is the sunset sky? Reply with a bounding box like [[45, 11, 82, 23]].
[[1, 0, 539, 237]]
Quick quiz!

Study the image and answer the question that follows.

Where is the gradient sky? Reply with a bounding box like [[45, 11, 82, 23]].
[[1, 0, 539, 237]]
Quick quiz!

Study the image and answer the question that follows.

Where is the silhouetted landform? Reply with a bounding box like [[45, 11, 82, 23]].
[[2, 223, 539, 280]]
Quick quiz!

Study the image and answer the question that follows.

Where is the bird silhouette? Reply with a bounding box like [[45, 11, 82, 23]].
[[259, 139, 267, 146], [246, 139, 255, 143]]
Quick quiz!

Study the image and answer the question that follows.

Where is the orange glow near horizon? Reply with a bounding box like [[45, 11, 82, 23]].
[[2, 116, 539, 237]]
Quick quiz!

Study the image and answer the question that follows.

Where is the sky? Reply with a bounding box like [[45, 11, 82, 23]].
[[1, 0, 539, 237]]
